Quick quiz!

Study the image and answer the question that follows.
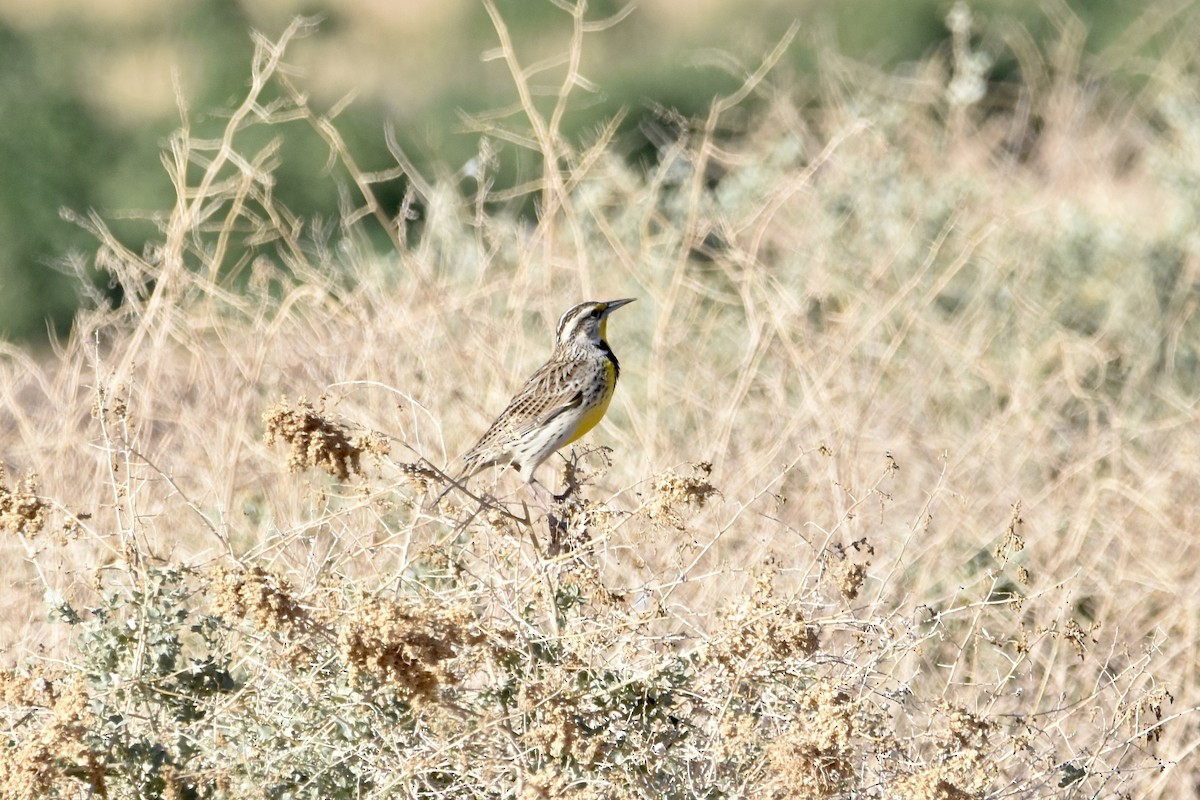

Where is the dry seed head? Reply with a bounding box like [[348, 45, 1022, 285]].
[[520, 769, 606, 800], [53, 511, 87, 545], [763, 682, 858, 799], [514, 664, 606, 768], [90, 382, 129, 424], [704, 570, 819, 668], [1060, 617, 1096, 659], [520, 684, 584, 763], [0, 465, 49, 538], [0, 667, 62, 706], [945, 702, 993, 748], [993, 500, 1025, 563], [395, 460, 442, 491], [890, 768, 979, 800], [263, 396, 386, 480], [829, 558, 868, 601], [338, 594, 482, 701], [0, 675, 104, 799], [644, 461, 719, 528], [210, 565, 306, 634], [1135, 685, 1173, 743], [885, 704, 993, 798]]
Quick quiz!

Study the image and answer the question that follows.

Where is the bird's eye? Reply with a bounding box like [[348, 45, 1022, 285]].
[[591, 308, 603, 319]]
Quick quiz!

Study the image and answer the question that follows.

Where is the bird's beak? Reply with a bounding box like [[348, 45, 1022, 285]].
[[601, 298, 636, 316]]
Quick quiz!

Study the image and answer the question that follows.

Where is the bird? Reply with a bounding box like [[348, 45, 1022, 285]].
[[439, 298, 636, 507]]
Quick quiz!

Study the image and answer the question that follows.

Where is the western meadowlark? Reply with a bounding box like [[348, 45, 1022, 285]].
[[441, 298, 636, 505]]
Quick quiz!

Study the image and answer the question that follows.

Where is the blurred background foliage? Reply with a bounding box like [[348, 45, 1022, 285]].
[[0, 0, 1172, 343]]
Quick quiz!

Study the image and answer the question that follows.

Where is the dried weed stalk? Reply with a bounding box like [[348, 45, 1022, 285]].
[[1, 4, 1197, 798]]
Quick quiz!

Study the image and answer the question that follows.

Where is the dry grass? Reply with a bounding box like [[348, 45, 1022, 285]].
[[2, 4, 1200, 797]]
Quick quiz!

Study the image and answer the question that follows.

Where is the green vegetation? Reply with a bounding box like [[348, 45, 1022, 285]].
[[0, 0, 1182, 341], [2, 2, 1200, 797]]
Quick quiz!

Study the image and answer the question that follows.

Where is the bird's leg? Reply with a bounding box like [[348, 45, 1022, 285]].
[[526, 477, 554, 514]]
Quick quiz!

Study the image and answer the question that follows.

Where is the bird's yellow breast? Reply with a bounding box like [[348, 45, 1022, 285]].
[[565, 359, 617, 445]]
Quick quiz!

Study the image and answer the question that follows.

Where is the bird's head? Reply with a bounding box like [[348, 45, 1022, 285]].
[[554, 298, 636, 349]]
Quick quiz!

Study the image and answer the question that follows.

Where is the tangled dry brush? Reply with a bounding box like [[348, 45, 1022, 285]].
[[3, 5, 1200, 798]]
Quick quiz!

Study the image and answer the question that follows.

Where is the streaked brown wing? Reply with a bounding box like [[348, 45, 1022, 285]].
[[459, 359, 584, 472]]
